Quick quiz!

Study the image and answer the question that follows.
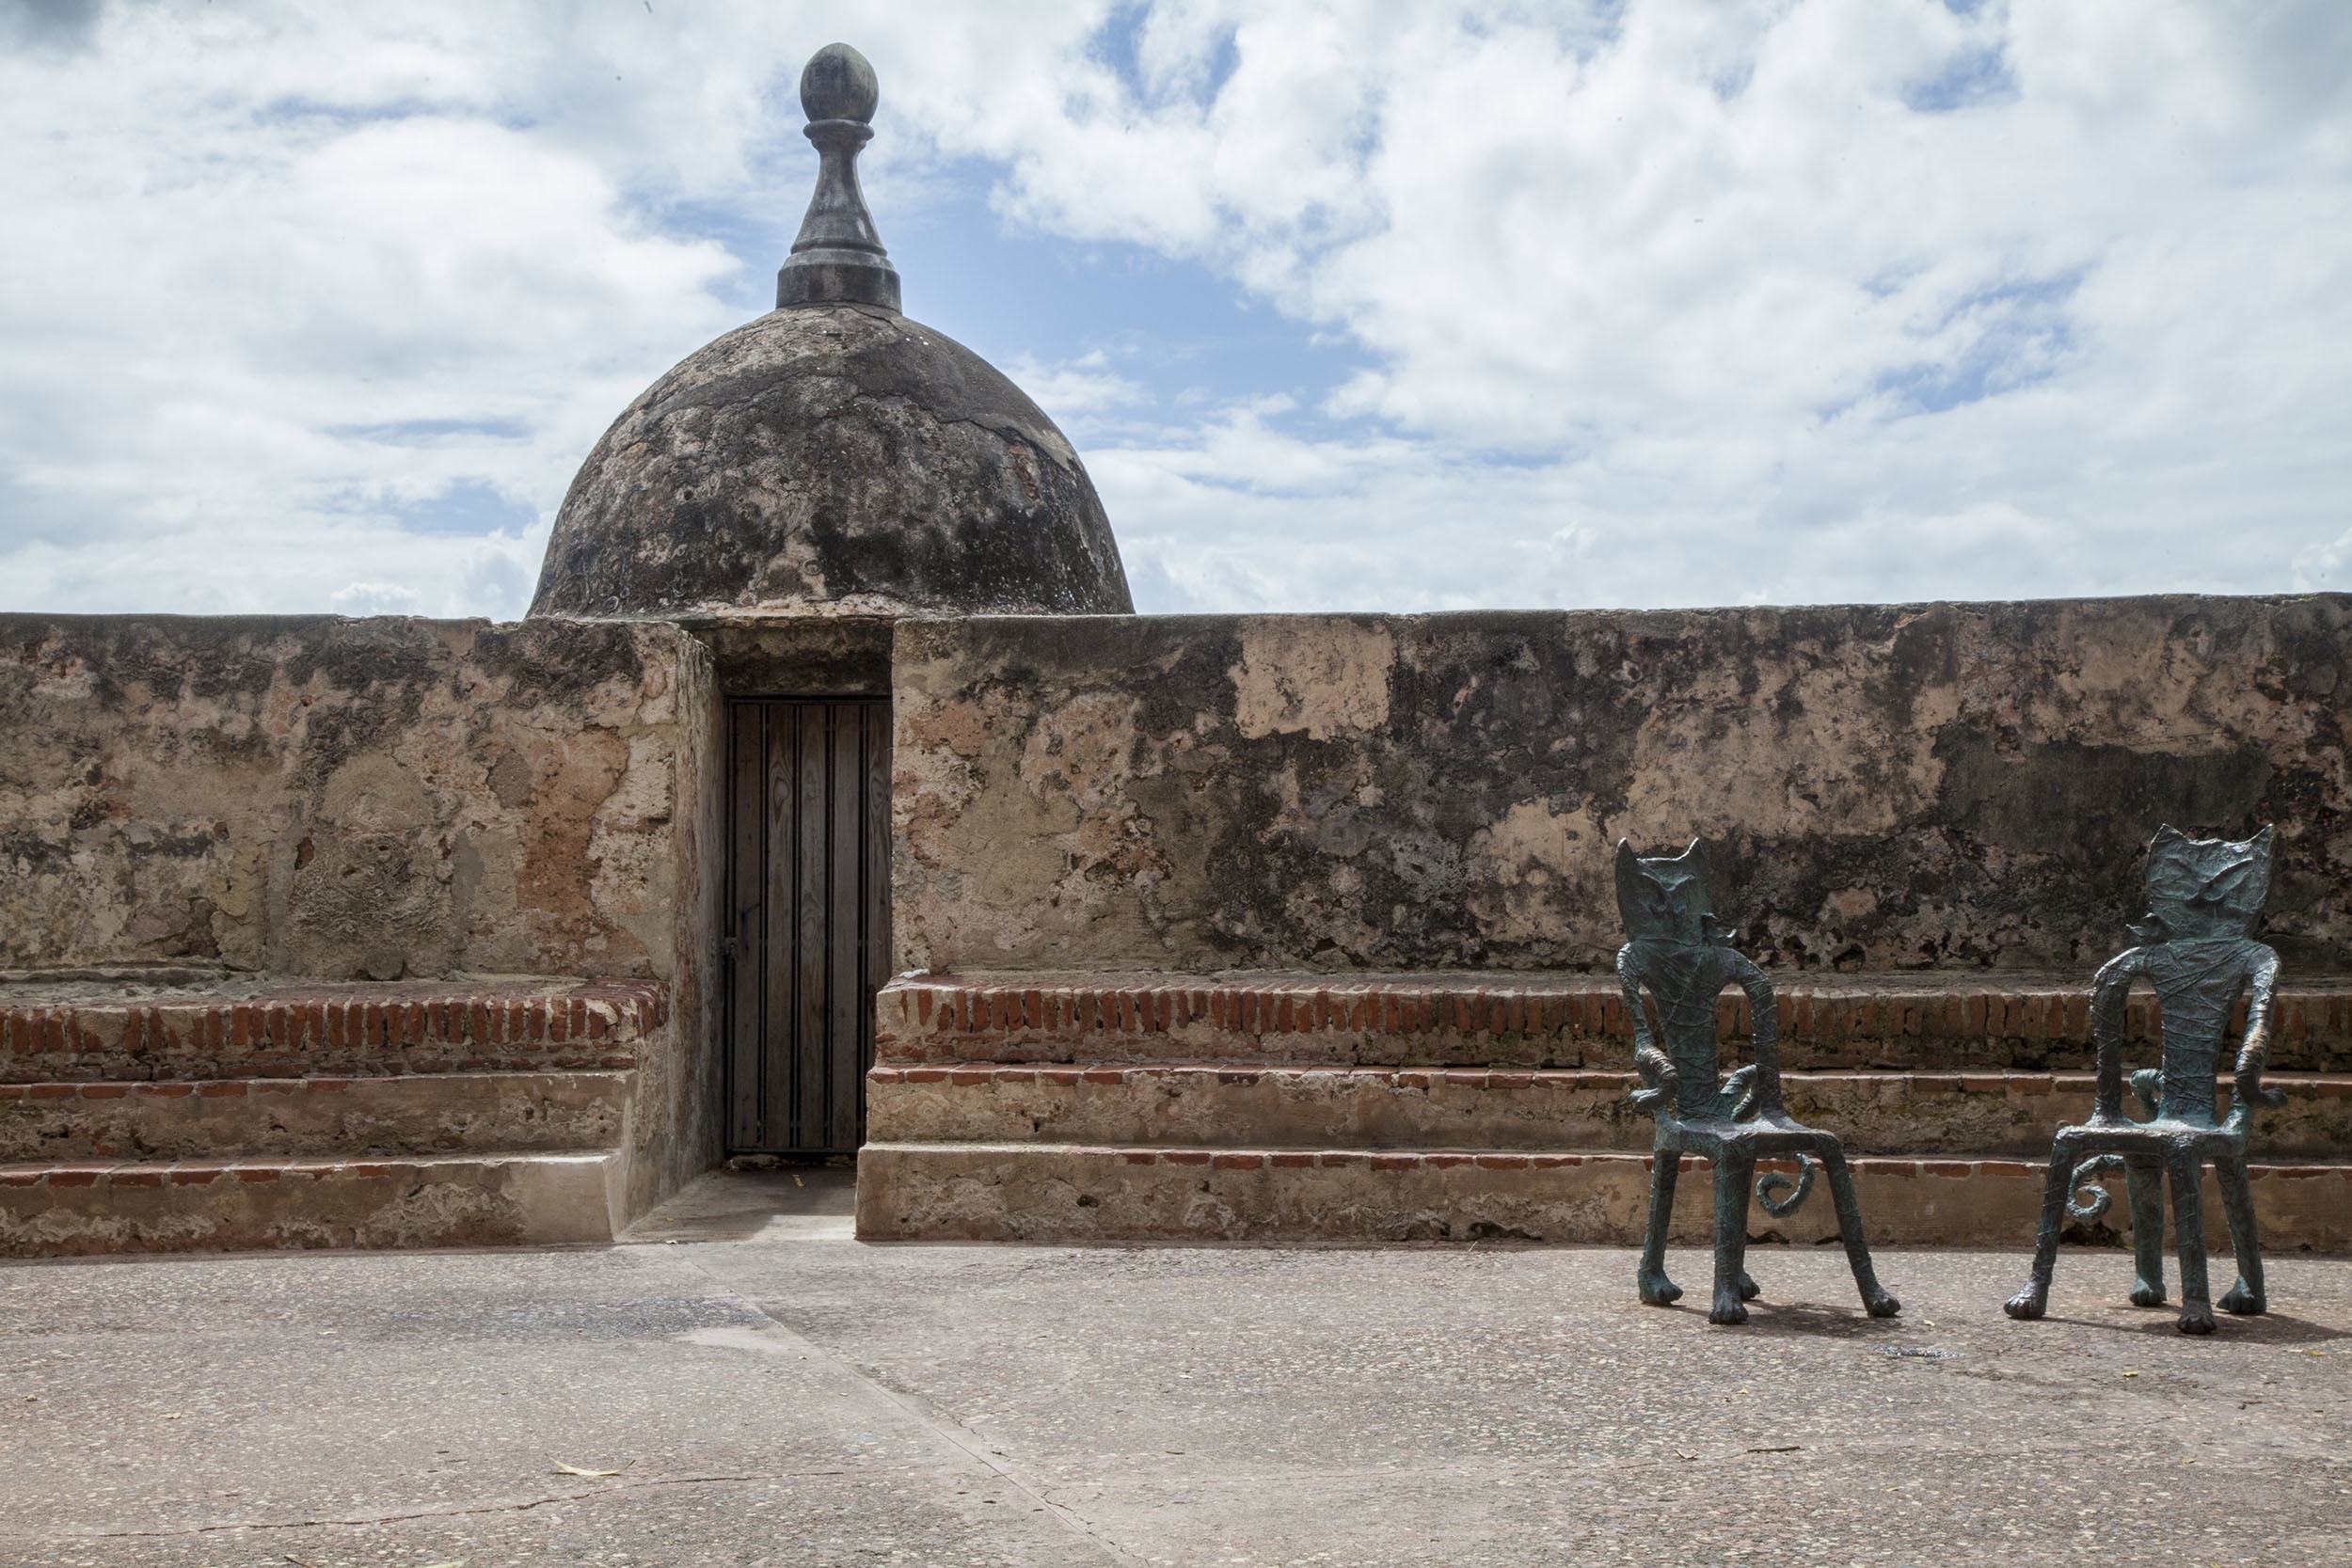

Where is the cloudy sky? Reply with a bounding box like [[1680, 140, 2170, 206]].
[[3, 0, 2347, 618]]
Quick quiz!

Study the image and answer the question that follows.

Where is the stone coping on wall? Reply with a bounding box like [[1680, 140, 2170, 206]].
[[852, 1141, 2352, 1249], [0, 1149, 626, 1255], [875, 969, 2352, 1071], [0, 976, 668, 1082], [863, 1064, 2352, 1160]]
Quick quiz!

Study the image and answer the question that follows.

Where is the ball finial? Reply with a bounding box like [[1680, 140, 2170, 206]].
[[800, 42, 879, 124], [776, 42, 898, 310]]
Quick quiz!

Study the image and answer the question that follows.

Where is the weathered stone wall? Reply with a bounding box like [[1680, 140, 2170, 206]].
[[0, 614, 699, 982], [696, 614, 892, 697], [893, 598, 2352, 975], [633, 628, 725, 1210]]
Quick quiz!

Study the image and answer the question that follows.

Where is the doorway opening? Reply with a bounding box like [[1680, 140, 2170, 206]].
[[721, 696, 891, 1156]]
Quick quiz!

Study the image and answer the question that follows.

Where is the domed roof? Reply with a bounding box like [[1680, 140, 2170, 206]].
[[529, 44, 1132, 621]]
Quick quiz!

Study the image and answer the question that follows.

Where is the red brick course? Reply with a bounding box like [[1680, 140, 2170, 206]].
[[0, 980, 666, 1083], [874, 972, 2352, 1071]]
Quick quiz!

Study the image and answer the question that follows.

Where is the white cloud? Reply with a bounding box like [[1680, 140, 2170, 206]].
[[1001, 351, 1151, 423], [0, 0, 1125, 616], [991, 0, 2352, 610], [0, 1, 771, 615], [1, 1, 2347, 617]]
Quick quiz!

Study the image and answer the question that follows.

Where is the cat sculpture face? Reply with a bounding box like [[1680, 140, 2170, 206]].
[[1613, 838, 1730, 946], [2130, 824, 2274, 943]]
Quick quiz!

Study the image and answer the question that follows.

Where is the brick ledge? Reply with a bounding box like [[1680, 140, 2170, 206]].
[[2, 979, 667, 1082], [879, 971, 2352, 1053]]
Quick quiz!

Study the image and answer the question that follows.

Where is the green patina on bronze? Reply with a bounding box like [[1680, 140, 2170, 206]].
[[2005, 825, 2285, 1335], [1613, 840, 1900, 1325]]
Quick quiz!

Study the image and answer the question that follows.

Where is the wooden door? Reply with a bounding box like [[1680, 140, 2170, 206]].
[[723, 697, 891, 1155]]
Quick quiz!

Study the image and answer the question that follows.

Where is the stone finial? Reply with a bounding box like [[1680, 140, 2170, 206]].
[[776, 42, 902, 312]]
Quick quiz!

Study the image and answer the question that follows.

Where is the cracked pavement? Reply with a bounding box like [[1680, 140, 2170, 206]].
[[3, 1169, 2348, 1567]]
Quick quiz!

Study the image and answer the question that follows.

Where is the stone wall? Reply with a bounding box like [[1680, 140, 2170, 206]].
[[638, 626, 723, 1208], [892, 597, 2352, 975], [694, 614, 891, 698], [0, 614, 702, 983]]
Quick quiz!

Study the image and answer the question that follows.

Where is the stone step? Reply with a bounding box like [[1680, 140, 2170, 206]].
[[865, 1065, 2352, 1160], [0, 1070, 634, 1163], [0, 1151, 625, 1257], [854, 1141, 2352, 1252], [877, 972, 2352, 1073], [0, 979, 666, 1083]]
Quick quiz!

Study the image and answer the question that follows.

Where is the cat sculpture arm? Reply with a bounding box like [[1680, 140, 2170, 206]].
[[2089, 946, 2145, 1124], [2229, 942, 2287, 1132], [1723, 952, 1785, 1119], [1618, 943, 1677, 1114]]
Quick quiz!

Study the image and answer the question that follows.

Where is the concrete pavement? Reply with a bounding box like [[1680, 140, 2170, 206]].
[[3, 1168, 2347, 1567]]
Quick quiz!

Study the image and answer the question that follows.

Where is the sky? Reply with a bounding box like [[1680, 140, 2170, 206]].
[[2, 0, 2348, 618]]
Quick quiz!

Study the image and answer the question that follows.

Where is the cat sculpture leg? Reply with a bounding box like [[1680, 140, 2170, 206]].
[[2167, 1148, 2216, 1335], [2005, 1130, 2084, 1320], [2214, 1153, 2266, 1316], [1708, 1150, 1756, 1325], [1636, 1148, 1682, 1306], [2123, 1156, 2168, 1307], [1819, 1145, 1899, 1317]]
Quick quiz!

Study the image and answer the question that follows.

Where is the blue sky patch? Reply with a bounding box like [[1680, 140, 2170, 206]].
[[389, 478, 539, 537], [1901, 44, 2017, 113]]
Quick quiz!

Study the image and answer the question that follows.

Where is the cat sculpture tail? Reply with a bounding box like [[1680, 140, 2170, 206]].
[[1756, 1156, 1818, 1217], [2066, 1153, 2128, 1221]]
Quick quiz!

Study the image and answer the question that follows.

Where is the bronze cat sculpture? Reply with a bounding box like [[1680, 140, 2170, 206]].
[[2005, 825, 2284, 1335], [1613, 840, 1899, 1325]]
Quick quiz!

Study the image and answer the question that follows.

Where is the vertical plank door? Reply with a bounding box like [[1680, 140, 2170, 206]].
[[722, 697, 891, 1155]]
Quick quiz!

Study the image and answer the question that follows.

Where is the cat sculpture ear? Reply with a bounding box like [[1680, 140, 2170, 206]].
[[1684, 839, 1735, 944], [2131, 825, 2186, 942], [2242, 822, 2278, 909], [1613, 838, 1643, 933]]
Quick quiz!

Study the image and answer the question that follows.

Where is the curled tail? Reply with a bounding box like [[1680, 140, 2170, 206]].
[[1756, 1155, 1817, 1217], [2067, 1154, 2127, 1221]]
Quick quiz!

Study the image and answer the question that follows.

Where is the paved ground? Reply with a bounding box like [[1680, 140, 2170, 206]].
[[3, 1170, 2348, 1568]]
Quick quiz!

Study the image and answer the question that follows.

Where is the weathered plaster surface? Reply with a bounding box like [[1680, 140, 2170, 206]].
[[0, 1071, 632, 1162], [0, 614, 695, 982], [631, 630, 724, 1212], [853, 1142, 2352, 1249], [864, 1066, 2352, 1160], [0, 1151, 622, 1256], [893, 599, 2352, 974], [695, 615, 893, 698]]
